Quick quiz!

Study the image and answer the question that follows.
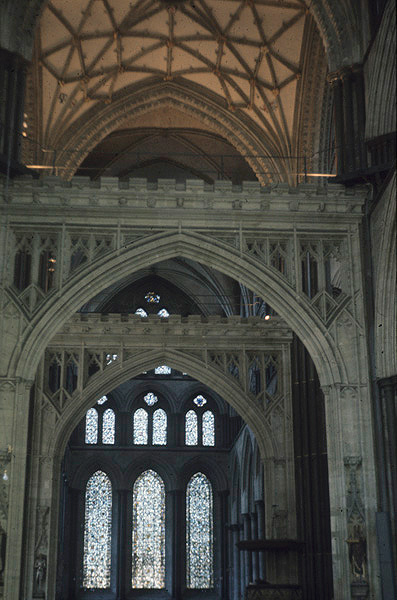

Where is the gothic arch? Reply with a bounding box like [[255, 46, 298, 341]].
[[48, 348, 279, 466], [51, 80, 282, 184], [13, 231, 344, 390]]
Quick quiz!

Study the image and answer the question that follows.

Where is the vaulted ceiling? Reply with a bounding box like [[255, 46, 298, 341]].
[[25, 0, 330, 183]]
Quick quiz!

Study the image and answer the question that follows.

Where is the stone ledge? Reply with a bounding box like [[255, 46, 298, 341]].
[[1, 176, 368, 214]]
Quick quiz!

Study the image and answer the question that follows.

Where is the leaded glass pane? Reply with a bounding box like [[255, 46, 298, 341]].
[[186, 473, 213, 588], [157, 308, 169, 318], [106, 353, 118, 365], [132, 470, 165, 588], [144, 392, 158, 406], [193, 395, 207, 407], [85, 408, 98, 444], [83, 471, 112, 589], [202, 411, 215, 446], [97, 395, 107, 405], [153, 409, 167, 445], [102, 408, 115, 444], [145, 291, 160, 303], [135, 307, 148, 317], [154, 365, 171, 375], [185, 410, 198, 446], [133, 409, 148, 444]]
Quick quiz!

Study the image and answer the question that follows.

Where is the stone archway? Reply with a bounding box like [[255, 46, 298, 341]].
[[34, 347, 292, 598], [13, 230, 343, 389]]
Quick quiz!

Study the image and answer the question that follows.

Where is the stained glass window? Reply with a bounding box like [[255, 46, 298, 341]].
[[132, 470, 165, 588], [144, 392, 158, 406], [83, 471, 112, 589], [106, 353, 118, 365], [97, 395, 107, 405], [102, 408, 115, 444], [133, 409, 148, 444], [153, 409, 167, 445], [154, 365, 171, 375], [157, 308, 169, 318], [135, 307, 148, 317], [202, 411, 215, 446], [185, 410, 198, 445], [186, 473, 213, 588], [145, 292, 160, 304], [85, 408, 98, 444], [193, 395, 207, 407]]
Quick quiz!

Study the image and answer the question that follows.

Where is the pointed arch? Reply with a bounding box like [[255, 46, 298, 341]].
[[15, 231, 343, 389]]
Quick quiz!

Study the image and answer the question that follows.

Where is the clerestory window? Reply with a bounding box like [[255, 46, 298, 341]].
[[185, 395, 215, 446]]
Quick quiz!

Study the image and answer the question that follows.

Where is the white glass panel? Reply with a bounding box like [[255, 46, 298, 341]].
[[85, 408, 98, 444], [144, 392, 158, 406], [153, 409, 167, 445], [133, 409, 148, 445], [186, 473, 213, 588], [202, 411, 215, 446], [132, 470, 165, 588], [97, 395, 107, 405], [185, 410, 198, 446], [102, 408, 115, 444], [135, 307, 148, 317], [83, 471, 112, 589], [154, 365, 171, 375], [157, 308, 169, 318], [193, 395, 207, 407]]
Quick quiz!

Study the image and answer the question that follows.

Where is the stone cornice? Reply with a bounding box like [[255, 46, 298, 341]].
[[49, 314, 292, 348], [1, 176, 368, 220]]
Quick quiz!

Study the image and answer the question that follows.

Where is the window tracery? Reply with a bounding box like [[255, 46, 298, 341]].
[[102, 408, 115, 444], [202, 411, 215, 446], [133, 408, 148, 445], [185, 410, 198, 445], [132, 470, 165, 588], [83, 471, 112, 589], [85, 408, 98, 444], [153, 409, 167, 445], [186, 472, 214, 588]]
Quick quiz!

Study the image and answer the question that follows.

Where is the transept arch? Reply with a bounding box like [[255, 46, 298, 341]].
[[13, 230, 345, 390]]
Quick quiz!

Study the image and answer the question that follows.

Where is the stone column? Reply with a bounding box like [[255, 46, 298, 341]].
[[218, 490, 229, 598], [230, 524, 241, 600], [3, 379, 34, 600], [242, 513, 252, 585], [0, 48, 27, 165], [169, 489, 184, 598], [255, 500, 266, 582], [328, 73, 345, 175], [341, 68, 355, 172], [117, 488, 128, 597], [251, 509, 259, 583]]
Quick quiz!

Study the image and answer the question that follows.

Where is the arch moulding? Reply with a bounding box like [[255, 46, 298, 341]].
[[13, 230, 343, 390]]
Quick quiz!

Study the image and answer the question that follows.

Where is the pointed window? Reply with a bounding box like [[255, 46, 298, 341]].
[[185, 410, 198, 445], [202, 411, 215, 446], [153, 408, 167, 445], [186, 473, 213, 588], [83, 471, 112, 589], [133, 408, 148, 445], [85, 408, 98, 444], [102, 408, 115, 444], [132, 470, 165, 588]]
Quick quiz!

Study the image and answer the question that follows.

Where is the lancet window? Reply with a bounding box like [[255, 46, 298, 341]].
[[185, 396, 215, 446], [82, 471, 112, 589], [85, 397, 115, 445], [186, 472, 214, 588], [132, 393, 168, 445], [132, 470, 165, 588]]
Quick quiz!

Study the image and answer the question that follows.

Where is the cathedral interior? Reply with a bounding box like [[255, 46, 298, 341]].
[[0, 0, 395, 599]]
